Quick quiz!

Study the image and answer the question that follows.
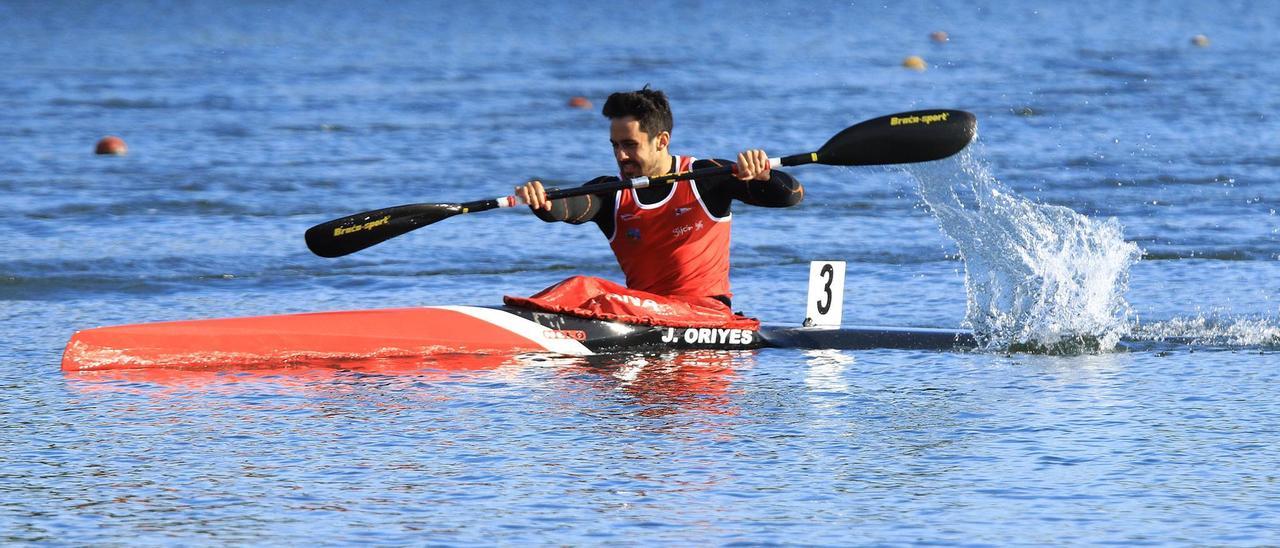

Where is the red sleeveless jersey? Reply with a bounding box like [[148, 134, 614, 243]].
[[608, 155, 733, 298]]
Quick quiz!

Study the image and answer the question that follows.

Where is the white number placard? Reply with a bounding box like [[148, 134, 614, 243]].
[[805, 261, 845, 327]]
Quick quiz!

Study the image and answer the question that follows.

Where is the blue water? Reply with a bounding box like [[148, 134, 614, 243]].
[[4, 0, 1280, 543]]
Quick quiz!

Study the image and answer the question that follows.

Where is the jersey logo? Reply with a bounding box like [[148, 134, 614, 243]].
[[626, 228, 641, 240], [620, 213, 639, 221], [671, 221, 705, 238], [674, 207, 691, 216]]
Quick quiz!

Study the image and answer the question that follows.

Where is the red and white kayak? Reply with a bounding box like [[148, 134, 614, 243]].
[[61, 305, 976, 372]]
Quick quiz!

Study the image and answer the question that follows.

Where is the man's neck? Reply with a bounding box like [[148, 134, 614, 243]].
[[646, 152, 675, 177]]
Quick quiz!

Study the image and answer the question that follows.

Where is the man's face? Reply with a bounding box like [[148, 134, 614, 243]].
[[610, 117, 668, 178]]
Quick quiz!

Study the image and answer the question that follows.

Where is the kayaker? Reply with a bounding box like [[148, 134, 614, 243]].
[[508, 86, 803, 328]]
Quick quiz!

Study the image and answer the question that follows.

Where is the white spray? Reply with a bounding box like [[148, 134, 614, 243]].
[[904, 146, 1143, 352]]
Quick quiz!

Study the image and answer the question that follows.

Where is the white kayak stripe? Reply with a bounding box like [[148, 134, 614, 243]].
[[432, 306, 594, 356]]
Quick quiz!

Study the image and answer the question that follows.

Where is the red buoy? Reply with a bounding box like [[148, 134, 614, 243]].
[[95, 136, 128, 155], [568, 96, 593, 109]]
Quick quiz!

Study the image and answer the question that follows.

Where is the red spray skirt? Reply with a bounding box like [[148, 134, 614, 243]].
[[504, 276, 759, 330]]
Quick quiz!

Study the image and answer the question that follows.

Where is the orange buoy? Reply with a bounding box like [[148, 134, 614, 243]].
[[930, 31, 949, 43], [1191, 34, 1210, 47], [567, 96, 593, 109], [902, 56, 927, 71], [95, 136, 128, 155]]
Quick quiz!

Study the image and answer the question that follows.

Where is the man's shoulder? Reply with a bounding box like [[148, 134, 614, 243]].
[[688, 158, 735, 193], [690, 157, 732, 169]]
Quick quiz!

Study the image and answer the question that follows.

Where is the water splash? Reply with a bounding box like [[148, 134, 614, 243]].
[[1129, 313, 1280, 349], [903, 146, 1143, 352]]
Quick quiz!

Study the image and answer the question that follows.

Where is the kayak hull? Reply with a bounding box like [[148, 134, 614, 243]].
[[62, 305, 976, 371]]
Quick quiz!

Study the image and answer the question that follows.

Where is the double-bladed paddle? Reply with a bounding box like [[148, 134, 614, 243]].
[[305, 109, 976, 258]]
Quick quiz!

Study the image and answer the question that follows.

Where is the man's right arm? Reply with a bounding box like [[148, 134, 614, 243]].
[[520, 176, 616, 225]]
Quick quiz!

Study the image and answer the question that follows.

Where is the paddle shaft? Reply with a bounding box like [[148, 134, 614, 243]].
[[456, 154, 817, 214]]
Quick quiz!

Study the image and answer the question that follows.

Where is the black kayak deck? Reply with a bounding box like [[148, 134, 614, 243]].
[[497, 306, 975, 352], [760, 324, 977, 351]]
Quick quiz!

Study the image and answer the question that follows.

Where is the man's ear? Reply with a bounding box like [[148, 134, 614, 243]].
[[655, 131, 670, 152]]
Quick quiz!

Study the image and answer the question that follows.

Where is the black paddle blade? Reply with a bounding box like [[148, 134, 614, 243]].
[[305, 203, 463, 258], [816, 109, 976, 166]]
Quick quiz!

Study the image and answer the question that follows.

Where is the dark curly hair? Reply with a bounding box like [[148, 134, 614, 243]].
[[601, 86, 673, 137]]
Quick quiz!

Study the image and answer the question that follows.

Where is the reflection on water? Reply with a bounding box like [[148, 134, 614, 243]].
[[63, 350, 756, 420], [575, 350, 751, 417], [65, 352, 523, 396], [28, 345, 1280, 544], [802, 349, 854, 397]]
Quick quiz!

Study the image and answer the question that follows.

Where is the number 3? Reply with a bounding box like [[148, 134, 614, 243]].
[[816, 263, 834, 315]]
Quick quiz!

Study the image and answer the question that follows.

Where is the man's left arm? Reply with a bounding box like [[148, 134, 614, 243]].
[[692, 154, 804, 215]]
